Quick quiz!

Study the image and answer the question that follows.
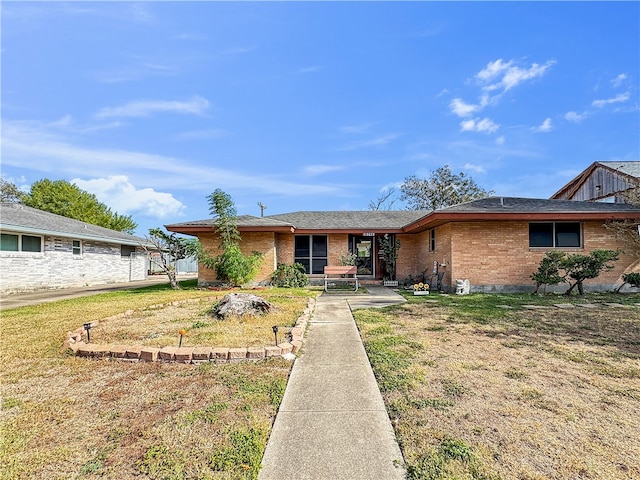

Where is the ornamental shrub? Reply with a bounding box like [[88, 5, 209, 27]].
[[271, 263, 309, 288]]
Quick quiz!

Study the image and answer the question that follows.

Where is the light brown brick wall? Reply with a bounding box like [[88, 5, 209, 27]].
[[448, 221, 638, 291], [197, 231, 277, 285], [197, 220, 639, 290]]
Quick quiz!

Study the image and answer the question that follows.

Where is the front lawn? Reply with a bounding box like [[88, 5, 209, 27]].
[[354, 292, 640, 480], [0, 282, 316, 480]]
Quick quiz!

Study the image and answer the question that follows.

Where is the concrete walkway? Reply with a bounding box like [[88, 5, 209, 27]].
[[259, 286, 407, 480]]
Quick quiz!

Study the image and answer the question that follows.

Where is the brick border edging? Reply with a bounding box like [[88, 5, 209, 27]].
[[63, 297, 315, 364]]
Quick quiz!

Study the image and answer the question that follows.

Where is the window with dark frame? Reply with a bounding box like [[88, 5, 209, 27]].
[[121, 245, 136, 257], [294, 235, 328, 274], [529, 222, 581, 248], [1, 233, 42, 252], [72, 240, 82, 255], [429, 228, 436, 251]]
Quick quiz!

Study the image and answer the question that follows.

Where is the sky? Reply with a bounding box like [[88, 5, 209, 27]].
[[2, 1, 639, 237]]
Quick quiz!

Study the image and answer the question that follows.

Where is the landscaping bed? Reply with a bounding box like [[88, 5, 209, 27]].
[[0, 282, 316, 479]]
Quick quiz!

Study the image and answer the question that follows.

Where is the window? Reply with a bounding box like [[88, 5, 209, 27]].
[[1, 233, 42, 252], [1, 233, 19, 251], [72, 240, 82, 255], [294, 235, 327, 274], [529, 222, 581, 248], [121, 245, 136, 257], [429, 229, 436, 252]]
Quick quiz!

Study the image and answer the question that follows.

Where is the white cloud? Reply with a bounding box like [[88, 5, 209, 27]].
[[72, 175, 185, 218], [302, 164, 345, 176], [532, 118, 553, 133], [336, 133, 403, 151], [1, 119, 344, 198], [476, 58, 556, 93], [174, 128, 228, 141], [463, 163, 486, 174], [450, 98, 480, 117], [495, 135, 506, 145], [339, 123, 375, 134], [565, 111, 587, 123], [297, 66, 323, 74], [612, 73, 628, 88], [476, 59, 513, 83], [592, 92, 631, 108], [460, 117, 500, 134], [95, 96, 210, 119]]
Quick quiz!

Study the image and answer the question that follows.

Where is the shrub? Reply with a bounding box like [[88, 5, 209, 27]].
[[531, 251, 566, 293], [616, 271, 640, 293], [271, 263, 308, 288]]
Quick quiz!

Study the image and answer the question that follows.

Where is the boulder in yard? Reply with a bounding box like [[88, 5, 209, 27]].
[[211, 293, 272, 319]]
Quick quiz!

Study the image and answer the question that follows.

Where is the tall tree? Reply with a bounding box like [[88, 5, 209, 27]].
[[0, 178, 27, 203], [400, 165, 494, 210], [23, 179, 137, 234], [198, 189, 263, 286], [368, 187, 399, 211]]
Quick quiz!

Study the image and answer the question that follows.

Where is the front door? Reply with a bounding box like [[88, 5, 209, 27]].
[[351, 235, 375, 277]]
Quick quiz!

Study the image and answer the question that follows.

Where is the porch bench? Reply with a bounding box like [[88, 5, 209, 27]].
[[324, 266, 359, 292]]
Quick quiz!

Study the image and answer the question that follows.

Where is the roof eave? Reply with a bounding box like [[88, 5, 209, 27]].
[[403, 210, 640, 233], [0, 224, 149, 247]]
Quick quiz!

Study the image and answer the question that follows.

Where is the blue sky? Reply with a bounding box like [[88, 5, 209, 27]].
[[2, 1, 639, 237]]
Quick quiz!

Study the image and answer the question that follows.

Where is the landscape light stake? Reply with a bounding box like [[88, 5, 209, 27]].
[[178, 329, 186, 348], [83, 323, 93, 343], [272, 325, 279, 346]]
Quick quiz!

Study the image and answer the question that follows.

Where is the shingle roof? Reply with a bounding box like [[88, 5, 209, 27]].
[[0, 203, 149, 246], [436, 196, 640, 213], [166, 210, 430, 231], [598, 161, 640, 179], [266, 210, 430, 230]]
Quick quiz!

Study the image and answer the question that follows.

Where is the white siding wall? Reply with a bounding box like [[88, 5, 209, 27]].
[[0, 235, 147, 294]]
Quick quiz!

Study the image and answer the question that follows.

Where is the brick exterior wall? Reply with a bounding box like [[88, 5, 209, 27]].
[[447, 221, 638, 292], [197, 231, 278, 285], [195, 220, 639, 292], [0, 236, 147, 294]]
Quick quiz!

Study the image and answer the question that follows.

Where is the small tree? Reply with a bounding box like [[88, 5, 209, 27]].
[[531, 251, 566, 294], [142, 228, 199, 290], [198, 189, 263, 286], [561, 249, 620, 295], [616, 272, 640, 293], [378, 234, 401, 281]]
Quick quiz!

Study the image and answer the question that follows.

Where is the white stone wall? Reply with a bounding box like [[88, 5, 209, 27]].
[[0, 236, 148, 294]]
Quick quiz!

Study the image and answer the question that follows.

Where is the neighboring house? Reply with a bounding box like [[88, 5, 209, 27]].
[[166, 196, 640, 293], [551, 161, 640, 203], [0, 203, 151, 294]]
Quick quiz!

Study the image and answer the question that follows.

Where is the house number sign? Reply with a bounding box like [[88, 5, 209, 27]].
[[363, 232, 375, 237]]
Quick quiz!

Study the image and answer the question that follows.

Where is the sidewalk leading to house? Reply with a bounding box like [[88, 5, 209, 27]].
[[259, 286, 407, 480]]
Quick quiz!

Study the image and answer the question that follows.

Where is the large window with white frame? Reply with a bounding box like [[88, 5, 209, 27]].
[[1, 233, 42, 252], [529, 222, 582, 248], [294, 235, 328, 274]]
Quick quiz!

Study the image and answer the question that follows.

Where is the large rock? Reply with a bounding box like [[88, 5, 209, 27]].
[[210, 293, 272, 319]]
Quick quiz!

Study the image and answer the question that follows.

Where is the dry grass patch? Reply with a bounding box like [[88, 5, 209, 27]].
[[90, 294, 309, 348], [355, 293, 640, 480], [1, 282, 316, 479]]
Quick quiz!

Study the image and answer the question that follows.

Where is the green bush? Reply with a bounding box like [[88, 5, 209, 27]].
[[271, 263, 308, 288]]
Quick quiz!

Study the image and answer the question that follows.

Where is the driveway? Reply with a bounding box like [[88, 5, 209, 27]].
[[0, 274, 198, 310]]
